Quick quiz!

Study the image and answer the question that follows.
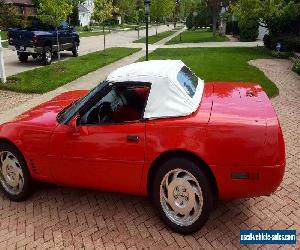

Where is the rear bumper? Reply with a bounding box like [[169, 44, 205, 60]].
[[212, 161, 285, 200], [8, 45, 42, 54]]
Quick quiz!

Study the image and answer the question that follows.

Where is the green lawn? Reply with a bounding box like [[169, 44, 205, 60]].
[[167, 30, 229, 44], [1, 31, 7, 48], [133, 31, 176, 44], [146, 47, 278, 97], [1, 47, 140, 93]]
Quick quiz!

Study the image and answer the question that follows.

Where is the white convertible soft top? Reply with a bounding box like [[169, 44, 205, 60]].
[[106, 60, 204, 119]]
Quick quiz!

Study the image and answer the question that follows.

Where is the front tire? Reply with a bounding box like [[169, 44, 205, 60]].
[[72, 41, 79, 57], [42, 46, 52, 65], [18, 53, 28, 62], [0, 142, 33, 201], [152, 158, 213, 234]]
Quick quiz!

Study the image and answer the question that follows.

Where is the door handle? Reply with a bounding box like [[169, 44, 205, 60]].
[[127, 135, 139, 143]]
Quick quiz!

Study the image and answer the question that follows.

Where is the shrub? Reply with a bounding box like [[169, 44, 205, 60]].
[[293, 60, 300, 75], [270, 50, 291, 58], [238, 19, 259, 41], [264, 34, 300, 52], [82, 25, 91, 31], [186, 13, 193, 30]]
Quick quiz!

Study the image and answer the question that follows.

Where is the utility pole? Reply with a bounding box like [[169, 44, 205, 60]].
[[0, 30, 7, 83]]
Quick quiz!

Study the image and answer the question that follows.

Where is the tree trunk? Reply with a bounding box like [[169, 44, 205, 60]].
[[56, 27, 60, 60], [212, 9, 217, 37], [103, 24, 106, 51], [156, 22, 158, 36]]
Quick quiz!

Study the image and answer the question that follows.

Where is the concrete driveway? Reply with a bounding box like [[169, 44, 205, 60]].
[[2, 25, 173, 77]]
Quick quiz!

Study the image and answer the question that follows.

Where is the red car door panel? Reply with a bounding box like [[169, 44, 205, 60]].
[[49, 122, 145, 194]]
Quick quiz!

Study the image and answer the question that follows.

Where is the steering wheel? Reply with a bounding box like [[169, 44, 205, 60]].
[[97, 102, 113, 123]]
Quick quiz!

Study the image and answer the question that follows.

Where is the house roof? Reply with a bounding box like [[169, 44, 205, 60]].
[[3, 0, 34, 6], [78, 4, 89, 13], [107, 60, 204, 119]]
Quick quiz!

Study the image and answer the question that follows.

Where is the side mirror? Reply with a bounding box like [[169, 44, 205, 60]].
[[69, 116, 89, 135], [69, 115, 79, 132]]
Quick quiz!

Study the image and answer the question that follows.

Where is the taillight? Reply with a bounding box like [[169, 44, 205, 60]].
[[32, 35, 38, 44]]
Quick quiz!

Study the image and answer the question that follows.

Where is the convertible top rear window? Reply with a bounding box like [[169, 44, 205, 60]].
[[177, 66, 198, 97]]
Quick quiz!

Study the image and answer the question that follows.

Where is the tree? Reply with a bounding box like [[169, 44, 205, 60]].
[[207, 0, 221, 36], [93, 0, 114, 51], [37, 0, 73, 60], [0, 1, 22, 30], [151, 0, 175, 34], [232, 0, 300, 37], [67, 0, 85, 25], [232, 0, 260, 41], [258, 0, 300, 36], [179, 0, 197, 20], [116, 0, 137, 23]]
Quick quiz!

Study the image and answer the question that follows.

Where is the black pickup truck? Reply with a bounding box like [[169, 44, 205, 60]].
[[8, 21, 80, 65]]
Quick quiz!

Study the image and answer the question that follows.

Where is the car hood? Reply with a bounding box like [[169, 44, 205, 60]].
[[13, 90, 89, 127]]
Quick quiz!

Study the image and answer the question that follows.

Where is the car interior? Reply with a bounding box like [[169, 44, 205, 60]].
[[81, 85, 150, 125]]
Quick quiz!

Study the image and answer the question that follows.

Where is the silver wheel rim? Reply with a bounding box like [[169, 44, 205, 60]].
[[0, 151, 24, 195], [160, 168, 203, 227], [46, 50, 51, 62]]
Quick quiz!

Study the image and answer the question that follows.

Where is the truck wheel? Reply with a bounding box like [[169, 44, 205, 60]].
[[72, 42, 79, 57], [42, 46, 52, 65], [18, 53, 28, 63], [0, 142, 33, 201], [152, 158, 213, 234]]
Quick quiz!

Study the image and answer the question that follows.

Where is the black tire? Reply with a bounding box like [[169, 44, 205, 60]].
[[0, 142, 33, 201], [72, 41, 79, 57], [18, 53, 28, 62], [42, 46, 52, 65], [152, 158, 213, 234]]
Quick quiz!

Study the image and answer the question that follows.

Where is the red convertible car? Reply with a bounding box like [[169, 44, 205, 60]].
[[0, 60, 285, 234]]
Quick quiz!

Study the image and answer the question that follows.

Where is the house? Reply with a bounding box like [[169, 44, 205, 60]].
[[78, 0, 94, 27], [3, 0, 35, 17]]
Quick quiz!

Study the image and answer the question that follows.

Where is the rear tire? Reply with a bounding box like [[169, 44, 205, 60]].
[[0, 142, 33, 201], [152, 158, 213, 234], [72, 41, 79, 57], [18, 53, 28, 63], [42, 46, 52, 65]]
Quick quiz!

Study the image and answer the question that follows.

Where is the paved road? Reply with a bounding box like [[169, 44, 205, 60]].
[[0, 58, 299, 249], [2, 25, 173, 77]]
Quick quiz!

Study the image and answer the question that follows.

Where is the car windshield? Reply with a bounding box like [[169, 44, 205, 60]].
[[177, 66, 199, 98], [57, 81, 108, 124]]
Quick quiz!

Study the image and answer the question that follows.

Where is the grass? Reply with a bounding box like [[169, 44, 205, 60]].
[[145, 47, 278, 97], [1, 47, 140, 94], [133, 31, 176, 44], [167, 30, 229, 44], [1, 31, 7, 48]]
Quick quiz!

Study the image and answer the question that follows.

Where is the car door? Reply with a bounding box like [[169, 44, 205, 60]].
[[49, 118, 146, 195], [58, 21, 71, 48]]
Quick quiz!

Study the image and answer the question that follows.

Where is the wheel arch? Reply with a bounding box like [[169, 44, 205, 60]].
[[0, 137, 19, 149], [43, 40, 52, 48], [74, 36, 80, 44], [147, 150, 219, 200]]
